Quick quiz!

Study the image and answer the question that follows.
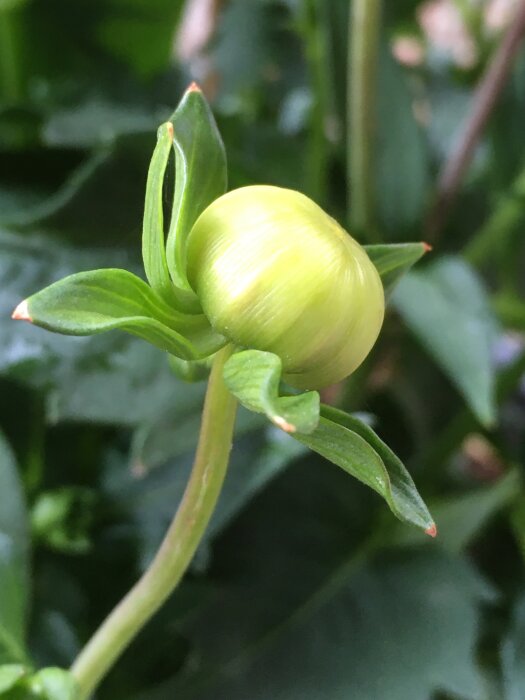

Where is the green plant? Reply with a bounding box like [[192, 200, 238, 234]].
[[9, 84, 434, 698]]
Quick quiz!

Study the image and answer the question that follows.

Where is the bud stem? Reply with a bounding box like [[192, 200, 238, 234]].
[[71, 345, 237, 699]]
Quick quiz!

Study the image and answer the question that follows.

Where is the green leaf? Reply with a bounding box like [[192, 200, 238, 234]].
[[393, 468, 521, 552], [30, 668, 78, 700], [375, 43, 430, 237], [133, 461, 488, 700], [394, 256, 499, 426], [501, 594, 525, 700], [1, 229, 209, 424], [165, 85, 227, 292], [223, 350, 320, 434], [0, 432, 29, 665], [31, 487, 96, 554], [365, 242, 429, 296], [19, 268, 225, 361], [95, 0, 184, 79], [294, 406, 434, 532], [0, 665, 26, 693]]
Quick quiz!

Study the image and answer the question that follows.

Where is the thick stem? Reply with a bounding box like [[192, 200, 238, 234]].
[[347, 0, 381, 240], [71, 345, 237, 700]]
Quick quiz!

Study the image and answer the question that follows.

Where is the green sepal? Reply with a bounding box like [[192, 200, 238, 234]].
[[166, 84, 227, 292], [365, 242, 429, 296], [223, 349, 320, 434], [293, 404, 435, 533], [20, 269, 225, 361]]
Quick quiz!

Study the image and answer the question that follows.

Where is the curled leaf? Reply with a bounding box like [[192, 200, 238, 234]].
[[223, 350, 320, 434]]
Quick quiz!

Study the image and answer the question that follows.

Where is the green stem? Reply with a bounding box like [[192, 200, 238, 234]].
[[0, 7, 23, 102], [301, 0, 331, 203], [71, 345, 237, 700], [347, 0, 381, 239]]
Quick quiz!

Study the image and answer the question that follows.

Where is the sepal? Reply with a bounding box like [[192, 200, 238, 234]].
[[223, 349, 320, 434], [166, 83, 227, 292], [293, 404, 436, 534], [14, 269, 225, 361], [365, 242, 430, 296]]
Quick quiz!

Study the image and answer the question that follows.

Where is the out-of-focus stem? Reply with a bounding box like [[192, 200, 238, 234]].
[[426, 1, 525, 241], [347, 0, 382, 240], [0, 7, 24, 102]]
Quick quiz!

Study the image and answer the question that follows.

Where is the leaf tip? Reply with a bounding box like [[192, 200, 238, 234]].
[[422, 242, 433, 253], [186, 81, 202, 94], [166, 121, 174, 137], [425, 523, 437, 538], [272, 415, 296, 433], [11, 299, 32, 322]]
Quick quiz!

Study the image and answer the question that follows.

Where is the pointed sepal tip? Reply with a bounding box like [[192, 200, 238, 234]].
[[272, 415, 297, 433], [186, 81, 202, 94], [425, 523, 437, 538], [11, 299, 32, 322]]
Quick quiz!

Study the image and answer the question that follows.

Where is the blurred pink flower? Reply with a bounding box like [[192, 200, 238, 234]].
[[418, 0, 478, 68], [391, 36, 426, 66]]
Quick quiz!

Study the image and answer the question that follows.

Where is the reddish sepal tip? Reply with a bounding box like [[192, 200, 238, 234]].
[[425, 523, 437, 538], [166, 122, 174, 136], [422, 242, 433, 253], [11, 299, 32, 322], [272, 415, 297, 433], [186, 81, 202, 93]]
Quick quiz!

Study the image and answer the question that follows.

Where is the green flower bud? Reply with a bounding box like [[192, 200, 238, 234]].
[[185, 185, 385, 389]]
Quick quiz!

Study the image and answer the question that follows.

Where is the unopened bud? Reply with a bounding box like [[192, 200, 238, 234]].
[[185, 185, 385, 389]]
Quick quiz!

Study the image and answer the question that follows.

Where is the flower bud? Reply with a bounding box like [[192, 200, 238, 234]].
[[185, 186, 385, 389]]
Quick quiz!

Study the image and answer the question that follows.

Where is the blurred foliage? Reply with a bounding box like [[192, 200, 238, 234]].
[[0, 0, 525, 698]]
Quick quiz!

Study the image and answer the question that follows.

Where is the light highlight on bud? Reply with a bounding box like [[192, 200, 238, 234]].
[[186, 185, 385, 389]]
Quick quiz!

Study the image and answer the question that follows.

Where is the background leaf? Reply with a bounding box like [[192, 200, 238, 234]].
[[132, 462, 490, 700], [394, 256, 499, 426], [502, 594, 525, 700], [375, 43, 430, 237], [0, 431, 29, 664]]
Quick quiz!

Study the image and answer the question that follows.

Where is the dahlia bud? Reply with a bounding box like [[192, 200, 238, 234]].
[[185, 185, 385, 390]]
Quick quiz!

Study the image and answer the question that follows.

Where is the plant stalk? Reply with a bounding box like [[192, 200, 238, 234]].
[[71, 344, 237, 700], [347, 0, 381, 240], [301, 0, 331, 203], [426, 0, 525, 241], [0, 6, 24, 102]]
